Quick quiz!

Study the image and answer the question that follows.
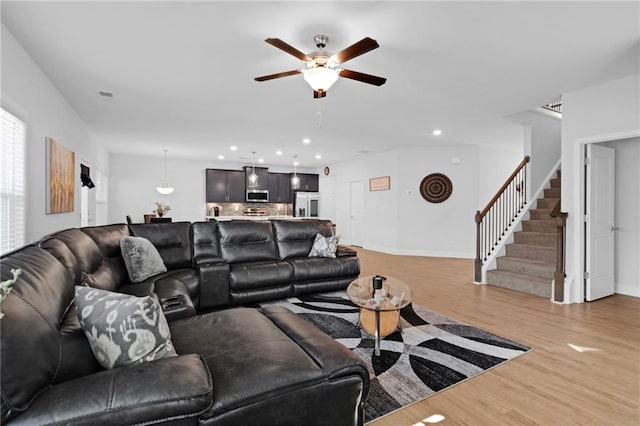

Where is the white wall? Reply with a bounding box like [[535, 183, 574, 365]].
[[508, 110, 561, 198], [562, 73, 640, 303], [600, 138, 640, 297], [323, 144, 498, 258], [1, 25, 108, 243], [477, 144, 523, 209]]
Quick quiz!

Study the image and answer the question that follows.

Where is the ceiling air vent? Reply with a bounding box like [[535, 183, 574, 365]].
[[97, 90, 114, 98]]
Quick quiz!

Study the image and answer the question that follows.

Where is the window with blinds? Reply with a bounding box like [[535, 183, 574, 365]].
[[1, 108, 26, 254]]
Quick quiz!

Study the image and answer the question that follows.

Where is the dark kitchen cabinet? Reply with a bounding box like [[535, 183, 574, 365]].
[[206, 169, 245, 202], [268, 173, 291, 203], [294, 173, 319, 192], [243, 166, 269, 191]]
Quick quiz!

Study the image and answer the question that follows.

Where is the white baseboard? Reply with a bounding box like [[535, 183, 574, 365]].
[[616, 282, 640, 297], [362, 244, 474, 259]]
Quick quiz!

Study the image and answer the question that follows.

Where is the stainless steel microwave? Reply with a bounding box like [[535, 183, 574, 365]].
[[246, 190, 269, 202]]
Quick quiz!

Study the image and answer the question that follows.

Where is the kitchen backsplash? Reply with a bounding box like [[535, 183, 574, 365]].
[[206, 202, 292, 217]]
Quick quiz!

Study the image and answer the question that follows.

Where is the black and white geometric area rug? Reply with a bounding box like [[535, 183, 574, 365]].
[[259, 291, 532, 424]]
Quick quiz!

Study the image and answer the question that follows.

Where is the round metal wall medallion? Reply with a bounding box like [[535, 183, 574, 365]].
[[420, 173, 453, 203]]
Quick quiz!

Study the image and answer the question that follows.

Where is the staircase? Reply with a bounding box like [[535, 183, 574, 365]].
[[486, 170, 561, 298]]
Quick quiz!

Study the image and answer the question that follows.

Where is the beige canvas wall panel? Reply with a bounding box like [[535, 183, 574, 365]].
[[46, 137, 75, 214]]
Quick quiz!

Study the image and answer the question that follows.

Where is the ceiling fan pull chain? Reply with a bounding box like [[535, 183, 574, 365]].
[[317, 100, 322, 128]]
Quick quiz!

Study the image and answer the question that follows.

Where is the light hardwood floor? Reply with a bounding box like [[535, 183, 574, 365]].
[[354, 248, 640, 426]]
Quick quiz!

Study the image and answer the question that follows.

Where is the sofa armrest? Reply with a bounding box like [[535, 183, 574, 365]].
[[336, 246, 358, 257], [9, 354, 213, 426], [155, 277, 196, 321], [195, 261, 230, 309]]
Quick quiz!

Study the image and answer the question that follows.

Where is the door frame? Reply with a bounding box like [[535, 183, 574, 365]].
[[349, 179, 364, 247], [577, 129, 640, 302]]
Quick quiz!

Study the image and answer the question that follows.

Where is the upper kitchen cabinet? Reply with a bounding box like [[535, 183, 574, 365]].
[[268, 173, 291, 203], [206, 169, 245, 202], [243, 166, 269, 191], [294, 173, 319, 192]]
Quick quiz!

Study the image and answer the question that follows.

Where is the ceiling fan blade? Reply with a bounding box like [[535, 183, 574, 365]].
[[313, 90, 327, 99], [254, 69, 301, 82], [332, 37, 379, 64], [339, 69, 387, 86], [265, 38, 311, 62]]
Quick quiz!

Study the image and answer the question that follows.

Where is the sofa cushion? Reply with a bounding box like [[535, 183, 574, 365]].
[[192, 221, 220, 261], [39, 237, 81, 284], [75, 287, 177, 369], [228, 260, 293, 291], [169, 306, 368, 423], [42, 229, 104, 284], [218, 221, 278, 263], [81, 224, 129, 258], [129, 222, 193, 269], [272, 219, 334, 260], [287, 256, 361, 282], [308, 233, 340, 258], [120, 236, 167, 283], [81, 257, 129, 292]]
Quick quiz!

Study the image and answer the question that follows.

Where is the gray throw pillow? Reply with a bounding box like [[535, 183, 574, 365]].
[[120, 236, 167, 282], [75, 286, 177, 369], [308, 233, 340, 258]]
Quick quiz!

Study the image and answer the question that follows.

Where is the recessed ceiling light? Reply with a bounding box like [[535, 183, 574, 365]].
[[230, 146, 238, 151], [315, 154, 322, 159], [258, 158, 264, 163], [432, 129, 443, 136], [302, 138, 311, 144], [218, 155, 224, 160], [276, 150, 283, 155]]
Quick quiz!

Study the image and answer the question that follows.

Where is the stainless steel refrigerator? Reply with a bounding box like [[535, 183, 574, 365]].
[[294, 192, 320, 217]]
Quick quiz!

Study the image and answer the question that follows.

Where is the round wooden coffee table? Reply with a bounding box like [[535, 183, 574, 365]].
[[347, 275, 412, 356]]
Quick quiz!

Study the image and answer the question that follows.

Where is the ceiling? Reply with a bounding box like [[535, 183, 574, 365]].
[[2, 1, 638, 168]]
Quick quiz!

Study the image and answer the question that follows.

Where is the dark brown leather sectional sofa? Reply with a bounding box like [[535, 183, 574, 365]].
[[0, 219, 368, 425]]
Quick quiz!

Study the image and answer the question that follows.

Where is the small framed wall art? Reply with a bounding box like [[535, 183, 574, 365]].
[[369, 176, 390, 191]]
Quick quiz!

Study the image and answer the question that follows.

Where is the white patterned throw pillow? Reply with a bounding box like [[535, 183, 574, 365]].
[[75, 286, 176, 369], [308, 233, 340, 258]]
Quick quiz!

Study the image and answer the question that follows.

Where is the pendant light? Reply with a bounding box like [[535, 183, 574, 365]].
[[156, 149, 174, 195], [247, 151, 259, 189], [291, 156, 300, 190]]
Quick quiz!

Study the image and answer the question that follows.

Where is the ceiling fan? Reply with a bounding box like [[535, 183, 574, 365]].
[[254, 35, 387, 98]]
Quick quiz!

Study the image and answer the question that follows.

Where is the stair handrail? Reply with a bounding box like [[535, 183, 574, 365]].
[[550, 198, 568, 303], [475, 155, 530, 282]]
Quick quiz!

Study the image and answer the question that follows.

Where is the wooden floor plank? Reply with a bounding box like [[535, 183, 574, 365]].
[[354, 248, 640, 425]]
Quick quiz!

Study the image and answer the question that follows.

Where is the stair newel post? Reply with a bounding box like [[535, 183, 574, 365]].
[[475, 210, 483, 282], [551, 200, 568, 303]]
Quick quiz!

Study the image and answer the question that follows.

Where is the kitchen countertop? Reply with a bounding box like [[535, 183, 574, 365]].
[[205, 215, 328, 221]]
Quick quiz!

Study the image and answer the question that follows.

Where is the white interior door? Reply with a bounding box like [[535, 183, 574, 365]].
[[585, 144, 615, 301], [349, 180, 364, 246]]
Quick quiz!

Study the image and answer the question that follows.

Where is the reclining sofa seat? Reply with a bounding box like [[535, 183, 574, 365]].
[[271, 219, 360, 295], [0, 241, 369, 425]]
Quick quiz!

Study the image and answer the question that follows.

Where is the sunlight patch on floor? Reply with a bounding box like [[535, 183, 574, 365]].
[[568, 343, 602, 353], [412, 414, 446, 425]]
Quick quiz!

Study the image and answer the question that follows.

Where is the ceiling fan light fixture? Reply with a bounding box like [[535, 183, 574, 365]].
[[303, 67, 340, 91]]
